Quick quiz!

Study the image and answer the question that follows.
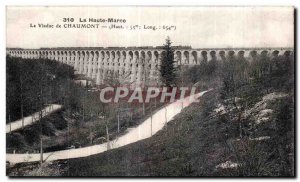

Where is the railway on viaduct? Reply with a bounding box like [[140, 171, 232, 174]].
[[6, 46, 294, 86]]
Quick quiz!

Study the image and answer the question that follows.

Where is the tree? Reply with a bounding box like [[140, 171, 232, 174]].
[[160, 37, 176, 87]]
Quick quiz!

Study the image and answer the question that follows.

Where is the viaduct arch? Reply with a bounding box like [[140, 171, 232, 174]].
[[6, 47, 294, 86]]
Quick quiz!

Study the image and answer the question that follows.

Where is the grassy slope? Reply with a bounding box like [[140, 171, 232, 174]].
[[55, 87, 293, 177], [6, 110, 68, 153], [59, 89, 229, 176], [7, 87, 294, 176]]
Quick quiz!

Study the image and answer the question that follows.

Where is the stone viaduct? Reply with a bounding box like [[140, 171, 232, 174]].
[[6, 46, 294, 86]]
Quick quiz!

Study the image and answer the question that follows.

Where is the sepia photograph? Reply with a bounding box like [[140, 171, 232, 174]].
[[5, 6, 295, 177]]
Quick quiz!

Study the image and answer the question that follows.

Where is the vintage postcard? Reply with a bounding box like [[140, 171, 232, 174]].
[[6, 6, 295, 177]]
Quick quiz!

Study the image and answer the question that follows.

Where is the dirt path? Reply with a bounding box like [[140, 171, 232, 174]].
[[6, 91, 209, 164], [6, 104, 63, 133]]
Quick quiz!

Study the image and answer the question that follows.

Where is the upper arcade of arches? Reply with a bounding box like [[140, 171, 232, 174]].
[[6, 47, 294, 66]]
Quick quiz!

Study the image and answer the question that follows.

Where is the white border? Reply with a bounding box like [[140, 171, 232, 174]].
[[0, 0, 298, 181]]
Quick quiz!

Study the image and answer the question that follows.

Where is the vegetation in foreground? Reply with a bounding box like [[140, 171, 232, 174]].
[[6, 56, 164, 154]]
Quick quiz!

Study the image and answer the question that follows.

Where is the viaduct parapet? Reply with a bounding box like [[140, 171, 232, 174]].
[[6, 46, 294, 86]]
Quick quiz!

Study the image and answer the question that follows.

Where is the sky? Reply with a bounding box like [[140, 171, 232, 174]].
[[6, 6, 294, 49]]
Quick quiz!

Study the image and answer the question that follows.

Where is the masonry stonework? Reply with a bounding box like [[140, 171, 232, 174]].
[[6, 47, 293, 86]]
